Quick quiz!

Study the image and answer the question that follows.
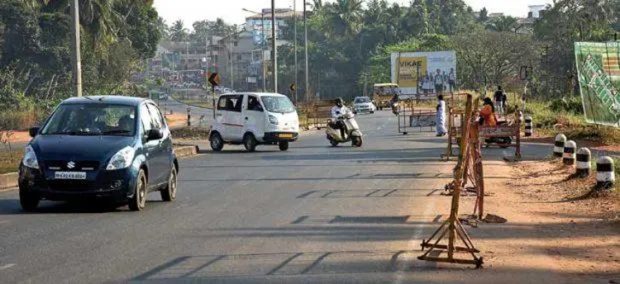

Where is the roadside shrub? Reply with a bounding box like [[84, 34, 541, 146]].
[[549, 96, 583, 115]]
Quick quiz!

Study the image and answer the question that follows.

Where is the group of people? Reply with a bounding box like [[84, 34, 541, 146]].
[[420, 68, 456, 95], [435, 85, 507, 136]]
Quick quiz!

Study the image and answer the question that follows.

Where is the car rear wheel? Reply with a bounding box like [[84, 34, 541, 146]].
[[210, 132, 224, 152], [19, 186, 39, 212], [243, 134, 257, 152], [161, 166, 177, 201], [129, 169, 147, 211], [278, 141, 289, 151]]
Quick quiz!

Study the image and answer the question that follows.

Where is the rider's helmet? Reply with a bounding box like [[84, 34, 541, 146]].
[[335, 98, 344, 107]]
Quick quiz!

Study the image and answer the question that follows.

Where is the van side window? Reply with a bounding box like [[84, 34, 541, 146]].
[[217, 96, 229, 110], [231, 95, 242, 112], [247, 96, 263, 111], [217, 95, 242, 112]]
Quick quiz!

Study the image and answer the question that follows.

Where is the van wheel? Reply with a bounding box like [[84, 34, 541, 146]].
[[243, 134, 257, 152], [161, 166, 177, 202], [210, 132, 224, 152], [279, 141, 289, 151], [19, 186, 40, 212], [329, 138, 339, 147], [129, 170, 147, 211]]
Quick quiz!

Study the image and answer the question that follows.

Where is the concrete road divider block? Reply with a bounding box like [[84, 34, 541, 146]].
[[173, 145, 199, 158], [553, 134, 566, 157], [562, 140, 576, 165], [576, 148, 591, 178], [0, 172, 18, 190], [524, 116, 533, 137], [596, 156, 615, 190]]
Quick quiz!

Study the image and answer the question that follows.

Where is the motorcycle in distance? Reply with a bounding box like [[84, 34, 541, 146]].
[[391, 101, 399, 115], [326, 112, 363, 147], [484, 121, 512, 148]]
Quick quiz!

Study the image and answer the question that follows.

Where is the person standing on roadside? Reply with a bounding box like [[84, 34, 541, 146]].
[[501, 91, 508, 115], [436, 95, 447, 136], [493, 86, 504, 116], [434, 69, 444, 95], [448, 68, 456, 93]]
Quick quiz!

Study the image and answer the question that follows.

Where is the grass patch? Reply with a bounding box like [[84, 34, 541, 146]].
[[171, 94, 213, 109], [171, 127, 211, 140], [0, 149, 23, 174]]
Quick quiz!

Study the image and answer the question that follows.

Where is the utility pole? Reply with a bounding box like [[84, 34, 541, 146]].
[[262, 12, 267, 92], [303, 0, 309, 101], [271, 0, 278, 93], [70, 0, 82, 97], [293, 0, 298, 103]]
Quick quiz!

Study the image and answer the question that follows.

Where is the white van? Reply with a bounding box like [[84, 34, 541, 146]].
[[210, 93, 300, 152]]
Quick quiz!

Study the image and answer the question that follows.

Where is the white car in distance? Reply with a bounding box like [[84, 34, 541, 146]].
[[352, 96, 376, 114]]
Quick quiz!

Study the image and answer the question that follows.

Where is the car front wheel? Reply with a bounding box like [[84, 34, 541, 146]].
[[129, 169, 147, 211], [19, 186, 40, 212], [278, 141, 289, 151], [161, 166, 177, 201], [210, 132, 224, 152]]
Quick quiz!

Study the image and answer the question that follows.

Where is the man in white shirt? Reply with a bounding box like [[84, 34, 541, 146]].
[[331, 98, 351, 139], [436, 95, 447, 136]]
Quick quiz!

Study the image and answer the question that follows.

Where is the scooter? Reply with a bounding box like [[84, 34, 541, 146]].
[[326, 112, 363, 147]]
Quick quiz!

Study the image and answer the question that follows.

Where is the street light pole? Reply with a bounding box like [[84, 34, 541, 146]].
[[271, 0, 278, 93], [293, 0, 298, 103], [303, 0, 309, 101], [70, 0, 82, 97]]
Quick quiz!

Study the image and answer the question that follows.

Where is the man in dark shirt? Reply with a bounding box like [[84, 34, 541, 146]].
[[494, 86, 504, 116]]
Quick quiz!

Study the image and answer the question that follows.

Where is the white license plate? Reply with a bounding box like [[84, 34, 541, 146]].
[[54, 171, 87, 180]]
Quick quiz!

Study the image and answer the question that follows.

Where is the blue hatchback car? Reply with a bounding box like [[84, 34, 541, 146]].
[[19, 96, 179, 211]]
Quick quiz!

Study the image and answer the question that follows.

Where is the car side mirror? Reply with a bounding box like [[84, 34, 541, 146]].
[[29, 127, 40, 138], [146, 129, 164, 141]]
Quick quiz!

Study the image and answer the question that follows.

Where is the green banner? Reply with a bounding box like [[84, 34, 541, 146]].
[[574, 42, 620, 127]]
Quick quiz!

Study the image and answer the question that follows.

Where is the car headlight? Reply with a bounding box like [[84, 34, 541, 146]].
[[268, 114, 279, 125], [106, 146, 135, 170], [22, 145, 39, 169]]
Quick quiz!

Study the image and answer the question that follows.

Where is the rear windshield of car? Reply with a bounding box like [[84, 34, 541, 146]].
[[261, 96, 296, 113], [41, 104, 136, 136], [354, 97, 370, 103]]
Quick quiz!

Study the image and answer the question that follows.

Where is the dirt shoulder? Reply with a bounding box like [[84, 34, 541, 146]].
[[472, 159, 619, 282]]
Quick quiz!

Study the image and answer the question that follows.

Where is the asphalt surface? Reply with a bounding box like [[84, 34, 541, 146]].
[[0, 111, 589, 283]]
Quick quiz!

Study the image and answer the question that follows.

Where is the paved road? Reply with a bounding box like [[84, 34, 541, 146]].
[[0, 111, 581, 283], [158, 96, 213, 128]]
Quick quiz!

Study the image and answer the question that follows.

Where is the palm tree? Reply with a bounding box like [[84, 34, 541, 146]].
[[169, 20, 188, 41], [323, 0, 364, 38]]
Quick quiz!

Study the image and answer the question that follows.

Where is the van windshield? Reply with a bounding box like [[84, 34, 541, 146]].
[[41, 104, 136, 136], [261, 96, 295, 113], [354, 97, 370, 103]]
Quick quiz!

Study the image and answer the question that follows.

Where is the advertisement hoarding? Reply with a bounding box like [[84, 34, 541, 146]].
[[391, 51, 457, 96], [574, 42, 620, 127]]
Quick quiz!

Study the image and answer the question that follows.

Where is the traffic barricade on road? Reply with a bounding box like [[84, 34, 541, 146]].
[[306, 100, 334, 129]]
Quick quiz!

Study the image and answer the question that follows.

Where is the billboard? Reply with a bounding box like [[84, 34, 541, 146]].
[[574, 42, 620, 127], [391, 51, 457, 95]]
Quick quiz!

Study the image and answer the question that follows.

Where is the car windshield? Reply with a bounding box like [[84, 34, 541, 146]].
[[41, 103, 136, 136], [261, 96, 296, 113], [354, 97, 370, 103]]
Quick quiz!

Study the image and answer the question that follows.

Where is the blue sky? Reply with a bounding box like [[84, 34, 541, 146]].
[[154, 0, 554, 29]]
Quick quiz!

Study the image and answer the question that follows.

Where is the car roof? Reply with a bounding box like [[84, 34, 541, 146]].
[[61, 95, 150, 107]]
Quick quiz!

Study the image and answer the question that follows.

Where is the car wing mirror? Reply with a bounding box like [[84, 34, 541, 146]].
[[29, 127, 40, 138], [147, 129, 164, 141]]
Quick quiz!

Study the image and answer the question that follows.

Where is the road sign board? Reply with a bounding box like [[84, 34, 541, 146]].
[[290, 83, 296, 92], [208, 72, 220, 87]]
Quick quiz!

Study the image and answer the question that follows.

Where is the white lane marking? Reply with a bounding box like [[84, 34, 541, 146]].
[[0, 264, 16, 270], [393, 187, 437, 283]]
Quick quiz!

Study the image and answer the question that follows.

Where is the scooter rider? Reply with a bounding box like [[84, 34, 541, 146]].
[[331, 98, 351, 139]]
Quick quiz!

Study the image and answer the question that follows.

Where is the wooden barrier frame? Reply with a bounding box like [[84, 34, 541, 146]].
[[478, 110, 522, 160], [419, 94, 483, 268]]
